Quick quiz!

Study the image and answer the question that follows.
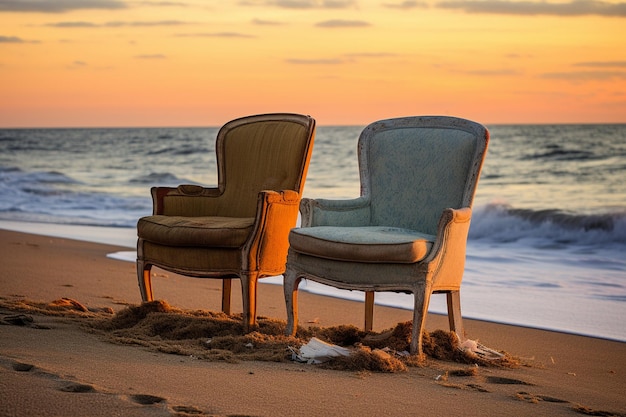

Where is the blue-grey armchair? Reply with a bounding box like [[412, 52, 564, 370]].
[[283, 116, 489, 355]]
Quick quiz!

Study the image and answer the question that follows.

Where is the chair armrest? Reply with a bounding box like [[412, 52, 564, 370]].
[[300, 196, 371, 227], [150, 185, 221, 215], [423, 207, 473, 291], [244, 189, 302, 273]]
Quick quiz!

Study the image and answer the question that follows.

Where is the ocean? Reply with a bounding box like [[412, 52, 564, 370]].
[[1, 124, 624, 342]]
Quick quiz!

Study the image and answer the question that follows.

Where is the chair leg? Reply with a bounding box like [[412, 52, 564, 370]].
[[221, 279, 232, 315], [137, 260, 153, 302], [364, 291, 374, 332], [283, 268, 301, 337], [240, 273, 258, 333], [411, 284, 433, 356], [446, 290, 465, 342]]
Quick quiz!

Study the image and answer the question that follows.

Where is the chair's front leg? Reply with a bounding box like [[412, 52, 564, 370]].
[[411, 282, 433, 356], [240, 273, 259, 333], [283, 267, 302, 336], [137, 260, 153, 302]]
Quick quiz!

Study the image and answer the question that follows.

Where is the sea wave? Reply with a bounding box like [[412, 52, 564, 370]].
[[0, 167, 80, 185], [469, 203, 626, 247], [129, 172, 192, 185], [523, 148, 595, 162], [146, 144, 208, 156]]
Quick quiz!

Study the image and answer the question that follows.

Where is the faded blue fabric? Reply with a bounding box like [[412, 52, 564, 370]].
[[293, 225, 433, 245], [289, 225, 435, 263], [365, 127, 476, 235]]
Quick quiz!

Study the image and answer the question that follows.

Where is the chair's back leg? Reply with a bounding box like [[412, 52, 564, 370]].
[[221, 278, 232, 315], [446, 290, 465, 342], [137, 261, 154, 302], [364, 291, 375, 332]]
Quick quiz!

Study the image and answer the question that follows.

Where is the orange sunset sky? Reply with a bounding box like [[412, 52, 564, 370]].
[[1, 0, 625, 127]]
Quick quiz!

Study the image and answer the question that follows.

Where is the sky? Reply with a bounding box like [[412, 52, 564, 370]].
[[1, 0, 625, 127]]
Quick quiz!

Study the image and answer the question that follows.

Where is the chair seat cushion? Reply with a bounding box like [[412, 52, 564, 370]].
[[138, 215, 255, 247], [289, 226, 435, 263]]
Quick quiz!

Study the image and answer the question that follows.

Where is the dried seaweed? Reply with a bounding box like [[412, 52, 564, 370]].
[[0, 298, 518, 372]]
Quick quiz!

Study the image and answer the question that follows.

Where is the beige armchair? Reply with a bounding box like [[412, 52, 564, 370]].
[[137, 113, 315, 330], [283, 116, 489, 355]]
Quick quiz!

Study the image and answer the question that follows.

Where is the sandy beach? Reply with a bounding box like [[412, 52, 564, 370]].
[[1, 228, 625, 417]]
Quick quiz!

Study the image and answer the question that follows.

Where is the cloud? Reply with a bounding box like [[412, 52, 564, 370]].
[[286, 53, 398, 65], [541, 70, 626, 80], [44, 20, 189, 28], [174, 32, 256, 38], [134, 54, 167, 59], [573, 61, 626, 68], [106, 20, 188, 27], [0, 34, 39, 43], [45, 21, 98, 27], [319, 0, 355, 7], [315, 19, 371, 27], [344, 52, 398, 58], [541, 61, 626, 80], [240, 0, 355, 9], [271, 0, 316, 7], [0, 0, 126, 13], [463, 69, 520, 76], [251, 18, 284, 25], [286, 58, 344, 64], [0, 35, 24, 42], [383, 1, 429, 9], [436, 0, 626, 17], [137, 1, 188, 6]]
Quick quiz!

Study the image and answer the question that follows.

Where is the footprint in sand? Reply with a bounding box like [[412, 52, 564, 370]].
[[171, 405, 207, 414], [59, 382, 96, 393], [130, 394, 167, 405], [485, 376, 534, 385], [12, 362, 35, 372]]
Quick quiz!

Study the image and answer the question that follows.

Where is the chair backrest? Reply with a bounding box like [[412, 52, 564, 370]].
[[359, 116, 488, 234], [215, 113, 316, 217]]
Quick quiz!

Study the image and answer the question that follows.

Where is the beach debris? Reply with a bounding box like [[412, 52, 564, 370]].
[[0, 298, 519, 371], [459, 338, 504, 361], [291, 337, 351, 364], [49, 298, 89, 312], [435, 371, 449, 381]]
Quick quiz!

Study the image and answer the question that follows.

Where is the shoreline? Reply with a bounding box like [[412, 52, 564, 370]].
[[1, 219, 624, 343], [1, 228, 625, 416]]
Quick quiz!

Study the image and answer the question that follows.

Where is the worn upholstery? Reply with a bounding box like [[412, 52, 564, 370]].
[[137, 113, 316, 330], [283, 116, 488, 355]]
